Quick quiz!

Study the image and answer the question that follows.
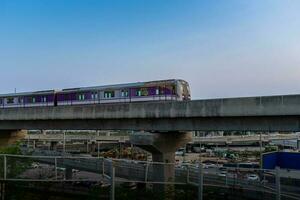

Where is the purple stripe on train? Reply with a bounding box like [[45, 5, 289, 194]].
[[23, 94, 54, 103], [56, 87, 174, 101]]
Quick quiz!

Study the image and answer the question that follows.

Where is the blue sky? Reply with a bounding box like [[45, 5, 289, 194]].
[[0, 0, 300, 99]]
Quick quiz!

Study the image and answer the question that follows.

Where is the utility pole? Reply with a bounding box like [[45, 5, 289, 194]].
[[260, 132, 263, 168], [63, 131, 66, 154], [198, 163, 203, 200], [98, 142, 100, 158]]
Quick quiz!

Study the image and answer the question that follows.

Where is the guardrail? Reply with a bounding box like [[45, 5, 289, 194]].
[[193, 133, 300, 144], [25, 133, 300, 144], [1, 153, 300, 200]]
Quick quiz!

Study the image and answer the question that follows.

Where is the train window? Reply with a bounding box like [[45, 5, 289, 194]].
[[136, 90, 141, 96], [135, 88, 148, 96], [172, 86, 176, 94], [156, 88, 159, 95], [141, 88, 148, 96], [121, 90, 129, 97], [160, 87, 165, 95], [27, 97, 35, 103], [91, 93, 98, 99], [0, 98, 2, 104], [78, 94, 85, 101], [42, 96, 47, 102], [18, 97, 24, 104], [104, 91, 114, 98], [7, 97, 14, 104]]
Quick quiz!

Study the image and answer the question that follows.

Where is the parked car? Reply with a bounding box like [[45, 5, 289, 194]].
[[175, 148, 185, 156], [175, 151, 184, 156], [72, 169, 80, 173], [203, 163, 216, 169], [218, 171, 227, 177], [246, 174, 260, 181], [31, 162, 40, 169], [219, 167, 227, 171]]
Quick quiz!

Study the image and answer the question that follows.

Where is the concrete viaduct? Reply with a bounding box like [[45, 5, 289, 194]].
[[0, 94, 300, 131], [1, 94, 300, 185]]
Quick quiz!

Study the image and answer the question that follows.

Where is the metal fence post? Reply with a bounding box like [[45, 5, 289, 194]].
[[27, 135, 30, 148], [225, 168, 228, 186], [3, 155, 6, 180], [97, 142, 100, 158], [102, 158, 105, 177], [198, 163, 203, 200], [276, 167, 281, 200], [110, 162, 115, 200], [55, 157, 58, 180], [186, 165, 190, 184], [145, 162, 149, 182], [63, 131, 66, 154]]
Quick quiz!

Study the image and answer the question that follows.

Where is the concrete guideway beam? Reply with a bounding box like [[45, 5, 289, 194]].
[[1, 94, 300, 131], [1, 116, 300, 131], [2, 94, 300, 120]]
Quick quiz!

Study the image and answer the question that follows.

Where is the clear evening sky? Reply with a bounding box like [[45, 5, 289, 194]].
[[0, 0, 299, 99]]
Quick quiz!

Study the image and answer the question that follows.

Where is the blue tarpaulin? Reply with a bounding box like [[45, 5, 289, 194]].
[[263, 152, 300, 170]]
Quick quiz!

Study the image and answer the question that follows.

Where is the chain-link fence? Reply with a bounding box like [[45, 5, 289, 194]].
[[0, 154, 300, 200]]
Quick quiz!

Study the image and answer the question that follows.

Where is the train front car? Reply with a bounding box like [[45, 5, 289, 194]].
[[176, 79, 191, 100], [130, 79, 177, 102], [0, 90, 55, 108], [130, 79, 190, 101]]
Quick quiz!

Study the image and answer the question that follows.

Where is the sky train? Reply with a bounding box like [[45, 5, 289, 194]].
[[0, 79, 191, 108]]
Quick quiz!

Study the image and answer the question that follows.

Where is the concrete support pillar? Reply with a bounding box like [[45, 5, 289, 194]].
[[65, 168, 73, 180], [0, 130, 27, 148], [130, 131, 192, 195], [42, 130, 47, 145], [119, 142, 122, 159], [91, 141, 97, 153], [50, 141, 58, 151], [84, 141, 89, 153]]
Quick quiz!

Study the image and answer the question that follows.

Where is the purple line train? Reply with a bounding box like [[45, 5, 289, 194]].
[[0, 79, 191, 108]]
